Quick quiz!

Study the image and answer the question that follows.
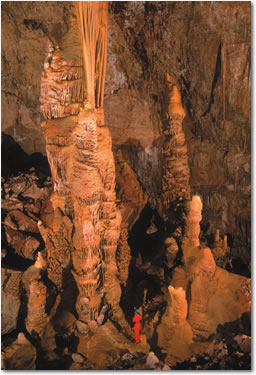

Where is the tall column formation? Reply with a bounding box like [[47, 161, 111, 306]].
[[39, 3, 130, 332], [70, 107, 122, 322], [162, 74, 191, 211]]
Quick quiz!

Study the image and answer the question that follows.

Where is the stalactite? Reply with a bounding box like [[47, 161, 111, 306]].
[[76, 1, 108, 109]]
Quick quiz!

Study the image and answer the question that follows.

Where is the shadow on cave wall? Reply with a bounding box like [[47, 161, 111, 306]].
[[1, 133, 51, 179]]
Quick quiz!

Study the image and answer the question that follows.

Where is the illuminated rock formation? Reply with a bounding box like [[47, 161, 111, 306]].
[[157, 285, 193, 365], [182, 196, 250, 338], [157, 195, 251, 363], [22, 252, 49, 337], [1, 2, 251, 370], [40, 11, 86, 120], [38, 2, 133, 337], [162, 75, 191, 211], [182, 195, 203, 260]]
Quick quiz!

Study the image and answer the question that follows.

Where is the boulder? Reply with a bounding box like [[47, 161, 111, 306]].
[[146, 352, 159, 369], [162, 364, 171, 370], [4, 210, 39, 233], [4, 226, 40, 259], [76, 320, 90, 335], [72, 353, 86, 363], [234, 335, 251, 354]]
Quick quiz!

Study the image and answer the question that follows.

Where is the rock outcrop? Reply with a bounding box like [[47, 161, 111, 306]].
[[1, 1, 251, 272]]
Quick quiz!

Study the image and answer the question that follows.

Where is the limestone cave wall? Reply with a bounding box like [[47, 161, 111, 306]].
[[1, 1, 251, 370], [2, 1, 251, 272]]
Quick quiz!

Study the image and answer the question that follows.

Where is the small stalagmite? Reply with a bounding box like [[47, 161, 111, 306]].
[[157, 285, 193, 365], [182, 195, 203, 261], [22, 252, 49, 337], [224, 234, 228, 249], [215, 229, 220, 242], [167, 285, 188, 326]]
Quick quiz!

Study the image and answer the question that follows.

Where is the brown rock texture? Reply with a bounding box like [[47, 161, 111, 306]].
[[1, 1, 251, 267], [38, 209, 72, 291], [1, 2, 251, 370], [3, 333, 37, 370], [115, 150, 147, 285], [2, 169, 53, 260], [1, 1, 72, 154], [1, 268, 23, 335], [106, 1, 251, 267]]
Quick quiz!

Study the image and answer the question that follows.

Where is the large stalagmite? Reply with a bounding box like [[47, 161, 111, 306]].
[[39, 1, 130, 335], [162, 75, 191, 211]]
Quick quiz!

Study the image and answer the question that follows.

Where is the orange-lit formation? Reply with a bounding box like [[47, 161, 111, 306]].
[[1, 0, 251, 370]]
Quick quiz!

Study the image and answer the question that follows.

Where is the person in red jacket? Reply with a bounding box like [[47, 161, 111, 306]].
[[133, 308, 142, 344]]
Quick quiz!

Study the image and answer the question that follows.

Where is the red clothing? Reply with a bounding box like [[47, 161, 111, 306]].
[[133, 313, 142, 343]]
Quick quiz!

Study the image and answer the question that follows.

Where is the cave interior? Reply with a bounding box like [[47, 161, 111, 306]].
[[1, 0, 251, 371]]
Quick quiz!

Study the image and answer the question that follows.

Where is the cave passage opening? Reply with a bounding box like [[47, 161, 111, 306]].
[[120, 203, 168, 327]]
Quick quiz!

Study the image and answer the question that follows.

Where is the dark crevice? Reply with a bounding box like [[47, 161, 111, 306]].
[[202, 42, 222, 117], [24, 19, 48, 35], [186, 281, 192, 320]]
